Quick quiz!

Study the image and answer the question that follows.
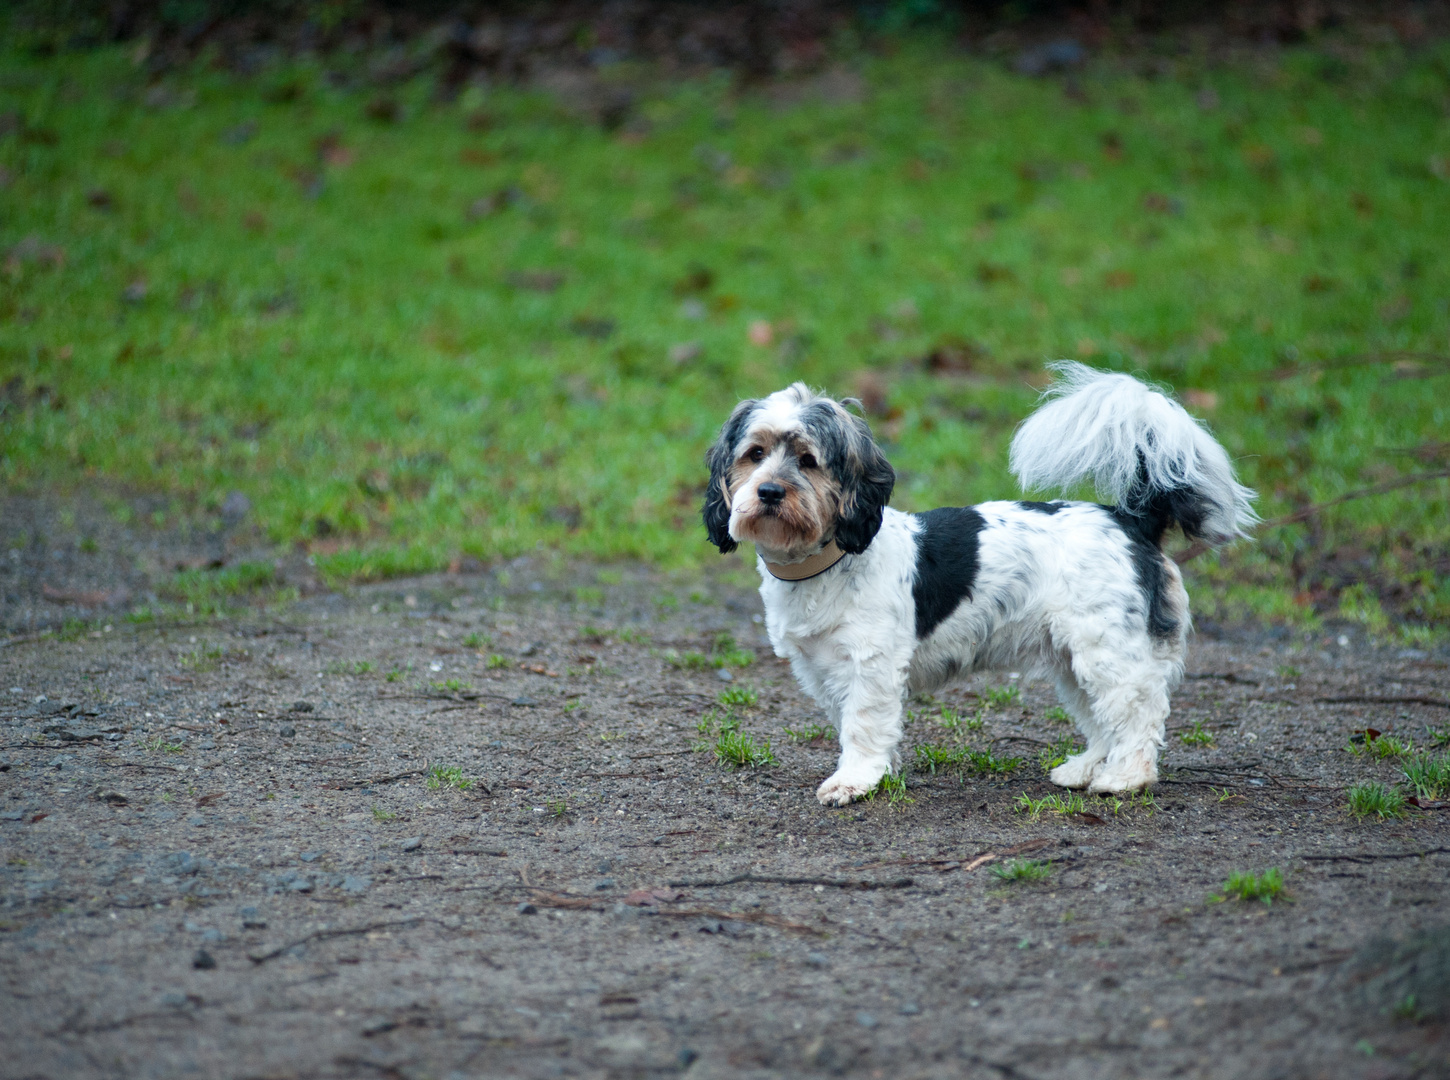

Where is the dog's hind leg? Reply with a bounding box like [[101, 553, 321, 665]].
[[1047, 670, 1109, 790]]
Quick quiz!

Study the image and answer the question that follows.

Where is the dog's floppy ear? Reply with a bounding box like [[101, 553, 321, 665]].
[[702, 399, 756, 554], [829, 410, 896, 555]]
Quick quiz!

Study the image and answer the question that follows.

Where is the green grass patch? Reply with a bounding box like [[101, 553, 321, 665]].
[[1, 38, 1447, 629], [462, 631, 491, 649], [991, 859, 1052, 883], [982, 685, 1021, 708], [1402, 753, 1450, 801], [718, 686, 758, 708], [698, 707, 775, 768], [1179, 720, 1215, 747], [1043, 706, 1073, 726], [1014, 791, 1089, 820], [1209, 867, 1286, 906], [1347, 781, 1409, 819], [867, 772, 913, 805], [426, 765, 473, 791], [1349, 731, 1416, 759], [1038, 733, 1083, 772], [162, 561, 278, 615], [785, 723, 834, 743]]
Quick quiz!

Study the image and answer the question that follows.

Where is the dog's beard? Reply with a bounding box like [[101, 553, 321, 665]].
[[730, 488, 830, 561]]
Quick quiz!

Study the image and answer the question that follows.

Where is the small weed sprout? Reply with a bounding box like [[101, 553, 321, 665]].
[[785, 723, 834, 744], [964, 748, 1022, 776], [1180, 720, 1215, 747], [1014, 792, 1086, 820], [714, 728, 776, 768], [1391, 994, 1425, 1022], [939, 706, 985, 732], [1349, 731, 1415, 759], [1403, 753, 1450, 800], [385, 669, 403, 682], [991, 859, 1052, 883], [1038, 733, 1082, 772], [1215, 787, 1245, 803], [1427, 726, 1450, 750], [983, 685, 1021, 708], [868, 772, 913, 805], [486, 653, 511, 670], [563, 697, 583, 713], [426, 765, 473, 791], [1277, 664, 1301, 679], [463, 631, 492, 649], [1043, 706, 1072, 725], [1347, 782, 1408, 819], [1209, 867, 1286, 906], [181, 644, 225, 672], [371, 805, 396, 822], [915, 743, 965, 774], [432, 677, 470, 693], [718, 686, 758, 708], [700, 709, 774, 767], [147, 735, 185, 754], [546, 798, 569, 819]]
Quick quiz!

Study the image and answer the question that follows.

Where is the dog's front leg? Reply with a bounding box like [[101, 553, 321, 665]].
[[815, 654, 905, 807]]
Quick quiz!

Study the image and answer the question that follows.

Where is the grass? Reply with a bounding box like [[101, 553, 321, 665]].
[[179, 644, 224, 672], [785, 722, 834, 744], [718, 686, 758, 708], [1347, 781, 1409, 819], [937, 705, 984, 732], [1402, 752, 1450, 800], [1038, 733, 1083, 772], [1179, 720, 1215, 747], [990, 859, 1053, 884], [1208, 867, 1286, 906], [914, 741, 1023, 776], [982, 686, 1021, 709], [868, 772, 914, 805], [698, 708, 775, 768], [162, 561, 279, 615], [1014, 791, 1088, 820], [1349, 731, 1416, 759], [431, 677, 470, 693], [1043, 706, 1073, 726], [462, 631, 491, 649], [0, 37, 1441, 626], [371, 804, 396, 822], [426, 765, 473, 791]]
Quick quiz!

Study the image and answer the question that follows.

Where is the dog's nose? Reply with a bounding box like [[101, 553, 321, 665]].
[[757, 482, 786, 506]]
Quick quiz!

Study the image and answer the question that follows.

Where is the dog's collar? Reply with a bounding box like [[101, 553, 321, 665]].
[[763, 541, 847, 582]]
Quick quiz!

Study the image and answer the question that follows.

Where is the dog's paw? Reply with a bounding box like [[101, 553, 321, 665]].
[[816, 763, 887, 806], [1087, 753, 1158, 794], [1049, 752, 1103, 790]]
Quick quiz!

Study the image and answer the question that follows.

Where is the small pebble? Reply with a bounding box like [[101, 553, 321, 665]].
[[341, 876, 371, 894], [400, 837, 422, 852], [287, 878, 313, 893], [900, 1002, 921, 1015], [517, 902, 538, 915], [299, 852, 319, 863], [856, 1011, 878, 1029], [716, 668, 734, 682], [192, 950, 217, 970], [279, 725, 295, 738], [806, 952, 829, 968], [511, 696, 538, 707]]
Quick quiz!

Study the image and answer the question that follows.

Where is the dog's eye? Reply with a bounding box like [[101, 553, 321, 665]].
[[747, 446, 765, 463], [799, 453, 818, 469]]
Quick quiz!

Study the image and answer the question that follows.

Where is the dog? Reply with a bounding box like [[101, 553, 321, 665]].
[[702, 363, 1256, 806]]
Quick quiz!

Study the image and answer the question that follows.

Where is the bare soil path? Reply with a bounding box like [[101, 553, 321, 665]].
[[2, 494, 1448, 1079]]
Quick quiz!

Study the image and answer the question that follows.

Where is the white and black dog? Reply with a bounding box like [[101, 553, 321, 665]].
[[703, 363, 1256, 806]]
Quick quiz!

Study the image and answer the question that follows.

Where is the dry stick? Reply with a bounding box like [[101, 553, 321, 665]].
[[1315, 695, 1450, 711], [1301, 847, 1450, 864], [666, 872, 914, 890], [1175, 468, 1450, 565], [523, 890, 826, 936], [323, 768, 426, 790], [248, 918, 423, 964]]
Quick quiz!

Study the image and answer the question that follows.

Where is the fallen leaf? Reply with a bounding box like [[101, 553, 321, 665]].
[[1104, 269, 1136, 288], [747, 320, 773, 346], [1182, 389, 1218, 411], [507, 270, 564, 292]]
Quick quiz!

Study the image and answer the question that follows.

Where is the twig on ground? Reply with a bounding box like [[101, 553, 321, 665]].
[[1314, 695, 1450, 710], [665, 873, 914, 890], [322, 768, 426, 790], [1301, 847, 1450, 864], [248, 918, 423, 964]]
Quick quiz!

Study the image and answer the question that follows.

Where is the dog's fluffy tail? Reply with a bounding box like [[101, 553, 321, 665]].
[[1009, 361, 1257, 546]]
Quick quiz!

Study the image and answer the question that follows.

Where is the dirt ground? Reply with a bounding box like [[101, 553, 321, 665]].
[[2, 492, 1449, 1080]]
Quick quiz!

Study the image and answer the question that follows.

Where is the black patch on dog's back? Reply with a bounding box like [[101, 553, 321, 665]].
[[1017, 500, 1065, 515], [1103, 506, 1178, 641], [912, 507, 986, 639]]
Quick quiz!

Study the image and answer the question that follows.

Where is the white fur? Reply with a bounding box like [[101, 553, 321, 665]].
[[1010, 361, 1257, 542], [721, 371, 1254, 805]]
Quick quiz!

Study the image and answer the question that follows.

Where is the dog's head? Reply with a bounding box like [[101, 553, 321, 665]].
[[703, 383, 896, 560]]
